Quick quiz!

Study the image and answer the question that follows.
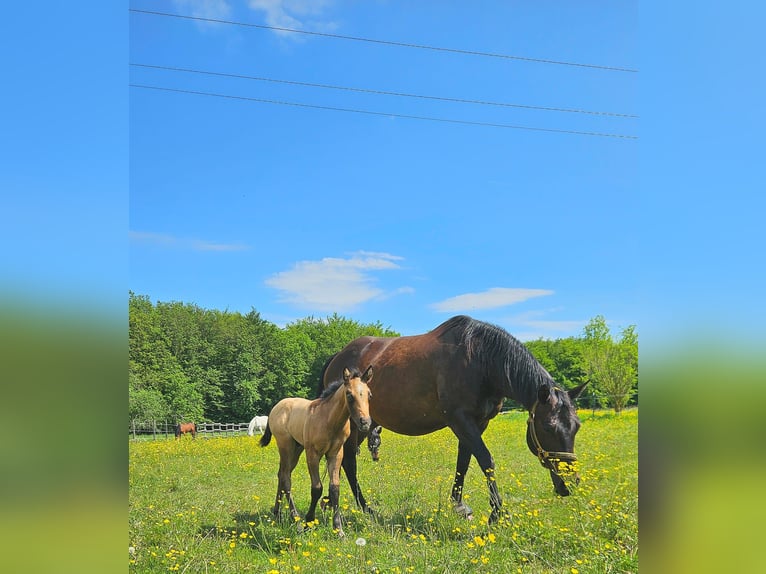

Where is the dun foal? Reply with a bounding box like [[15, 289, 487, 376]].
[[260, 366, 373, 536]]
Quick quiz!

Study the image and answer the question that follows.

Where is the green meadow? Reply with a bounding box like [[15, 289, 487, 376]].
[[129, 409, 637, 573]]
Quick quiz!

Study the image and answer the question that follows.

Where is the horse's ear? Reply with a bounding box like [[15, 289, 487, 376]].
[[537, 385, 551, 404], [362, 365, 373, 383], [343, 367, 351, 381], [568, 381, 589, 401]]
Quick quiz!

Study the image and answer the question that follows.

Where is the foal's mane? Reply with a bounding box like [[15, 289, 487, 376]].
[[319, 379, 344, 400], [438, 315, 554, 408]]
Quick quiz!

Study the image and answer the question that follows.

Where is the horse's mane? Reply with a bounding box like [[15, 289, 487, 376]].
[[438, 315, 554, 408]]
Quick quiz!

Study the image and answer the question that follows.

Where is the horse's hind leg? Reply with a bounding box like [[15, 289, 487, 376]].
[[274, 442, 303, 523], [451, 441, 474, 519]]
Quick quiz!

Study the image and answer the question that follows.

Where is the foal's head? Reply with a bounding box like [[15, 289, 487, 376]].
[[526, 382, 587, 496], [367, 425, 383, 461], [342, 366, 373, 434]]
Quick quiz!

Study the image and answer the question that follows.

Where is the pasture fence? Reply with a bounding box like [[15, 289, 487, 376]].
[[129, 420, 251, 441]]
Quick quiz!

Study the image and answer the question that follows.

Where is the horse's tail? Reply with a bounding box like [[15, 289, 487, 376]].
[[259, 421, 272, 447], [191, 422, 197, 438], [316, 352, 338, 397], [174, 423, 181, 439]]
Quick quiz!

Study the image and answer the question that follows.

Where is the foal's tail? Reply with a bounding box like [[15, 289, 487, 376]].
[[259, 421, 272, 447]]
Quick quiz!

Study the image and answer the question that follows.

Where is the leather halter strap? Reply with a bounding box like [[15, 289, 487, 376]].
[[527, 394, 577, 474]]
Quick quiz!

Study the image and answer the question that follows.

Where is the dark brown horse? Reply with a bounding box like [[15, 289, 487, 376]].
[[174, 422, 197, 439], [319, 315, 587, 523], [261, 366, 373, 536]]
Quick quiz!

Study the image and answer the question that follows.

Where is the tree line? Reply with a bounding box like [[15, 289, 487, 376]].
[[129, 292, 637, 423]]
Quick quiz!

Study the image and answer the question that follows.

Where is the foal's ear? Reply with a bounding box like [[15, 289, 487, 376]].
[[568, 381, 589, 400], [537, 385, 551, 404], [342, 367, 352, 381], [362, 365, 373, 383]]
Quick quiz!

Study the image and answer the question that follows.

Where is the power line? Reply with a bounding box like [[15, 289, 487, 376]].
[[129, 9, 638, 73], [130, 83, 638, 140], [131, 63, 638, 119]]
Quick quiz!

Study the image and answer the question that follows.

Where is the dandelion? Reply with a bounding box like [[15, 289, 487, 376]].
[[355, 537, 367, 547]]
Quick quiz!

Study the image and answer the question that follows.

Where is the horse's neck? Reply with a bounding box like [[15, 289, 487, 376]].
[[494, 361, 548, 410], [317, 386, 350, 430]]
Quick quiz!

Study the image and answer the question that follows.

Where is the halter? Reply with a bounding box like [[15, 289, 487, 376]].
[[527, 394, 578, 475]]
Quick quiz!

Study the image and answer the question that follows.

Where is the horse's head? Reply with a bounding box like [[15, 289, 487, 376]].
[[367, 425, 382, 461], [343, 365, 373, 433], [526, 382, 588, 496]]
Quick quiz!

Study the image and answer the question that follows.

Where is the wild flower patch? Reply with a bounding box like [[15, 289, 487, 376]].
[[129, 409, 637, 572]]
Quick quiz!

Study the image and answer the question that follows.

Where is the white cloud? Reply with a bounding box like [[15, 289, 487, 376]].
[[130, 231, 248, 252], [249, 0, 337, 34], [265, 252, 409, 311], [496, 309, 589, 341], [430, 287, 553, 312], [173, 0, 232, 20]]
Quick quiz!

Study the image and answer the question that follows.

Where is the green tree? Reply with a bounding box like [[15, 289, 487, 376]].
[[582, 316, 638, 413], [286, 313, 399, 396]]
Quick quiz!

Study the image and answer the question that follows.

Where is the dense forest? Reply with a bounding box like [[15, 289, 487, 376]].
[[129, 292, 637, 423]]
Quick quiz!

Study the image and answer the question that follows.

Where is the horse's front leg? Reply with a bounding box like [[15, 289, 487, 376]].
[[303, 449, 323, 526], [449, 414, 504, 524], [341, 430, 369, 512], [327, 449, 345, 537], [451, 441, 474, 519]]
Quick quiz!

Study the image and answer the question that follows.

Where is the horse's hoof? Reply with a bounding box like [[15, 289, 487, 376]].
[[453, 502, 473, 520]]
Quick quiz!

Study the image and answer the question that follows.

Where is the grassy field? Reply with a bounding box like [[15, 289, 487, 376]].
[[129, 409, 637, 573]]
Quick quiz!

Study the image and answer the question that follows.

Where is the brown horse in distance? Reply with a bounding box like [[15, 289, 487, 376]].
[[260, 366, 373, 536], [174, 422, 196, 439], [319, 315, 587, 523]]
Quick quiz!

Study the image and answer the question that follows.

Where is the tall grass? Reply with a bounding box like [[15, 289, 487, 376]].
[[129, 410, 637, 573]]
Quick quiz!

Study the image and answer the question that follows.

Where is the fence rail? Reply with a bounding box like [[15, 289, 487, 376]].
[[129, 420, 252, 440]]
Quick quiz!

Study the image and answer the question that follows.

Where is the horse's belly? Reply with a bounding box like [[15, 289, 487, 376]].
[[372, 405, 446, 436]]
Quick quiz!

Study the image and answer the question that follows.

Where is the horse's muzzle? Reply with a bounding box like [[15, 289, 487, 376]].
[[357, 418, 372, 433]]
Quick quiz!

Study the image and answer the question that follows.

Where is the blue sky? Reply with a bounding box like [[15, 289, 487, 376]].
[[5, 2, 762, 346], [128, 1, 638, 340]]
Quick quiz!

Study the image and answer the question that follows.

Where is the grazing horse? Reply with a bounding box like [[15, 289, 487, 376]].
[[365, 425, 383, 461], [260, 366, 373, 536], [247, 415, 269, 436], [174, 422, 196, 439], [319, 315, 587, 523]]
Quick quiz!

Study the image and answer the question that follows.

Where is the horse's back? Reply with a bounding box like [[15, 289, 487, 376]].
[[268, 397, 312, 445], [325, 331, 462, 435]]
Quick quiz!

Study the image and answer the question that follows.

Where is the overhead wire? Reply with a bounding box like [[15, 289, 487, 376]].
[[131, 63, 638, 119], [129, 8, 638, 73], [129, 84, 638, 140]]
